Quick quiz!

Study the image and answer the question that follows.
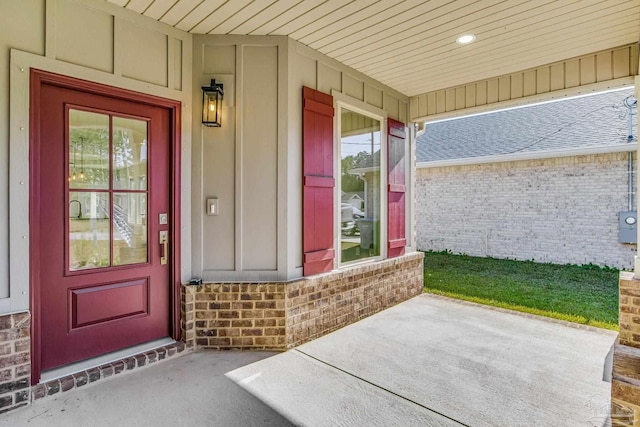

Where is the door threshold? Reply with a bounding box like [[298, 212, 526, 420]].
[[32, 339, 188, 402], [40, 337, 176, 383]]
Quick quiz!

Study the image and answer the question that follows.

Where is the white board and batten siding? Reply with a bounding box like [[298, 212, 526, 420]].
[[411, 44, 639, 122], [1, 0, 193, 314], [191, 35, 287, 282], [192, 36, 412, 281]]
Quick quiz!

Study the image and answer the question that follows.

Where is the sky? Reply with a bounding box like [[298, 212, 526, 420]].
[[341, 132, 381, 159]]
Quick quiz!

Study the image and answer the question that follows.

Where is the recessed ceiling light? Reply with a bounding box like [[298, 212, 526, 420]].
[[456, 34, 476, 45]]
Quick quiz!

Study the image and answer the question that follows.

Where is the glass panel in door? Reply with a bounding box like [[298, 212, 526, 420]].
[[112, 117, 148, 191], [68, 192, 110, 271], [68, 109, 109, 189], [113, 192, 147, 266], [67, 110, 149, 271]]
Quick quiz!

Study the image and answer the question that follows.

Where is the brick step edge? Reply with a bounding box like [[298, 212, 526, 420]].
[[31, 342, 188, 402]]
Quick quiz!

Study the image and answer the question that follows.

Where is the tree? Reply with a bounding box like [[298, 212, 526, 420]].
[[341, 151, 368, 192]]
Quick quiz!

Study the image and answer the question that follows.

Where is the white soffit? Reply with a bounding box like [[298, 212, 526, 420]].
[[108, 0, 640, 97]]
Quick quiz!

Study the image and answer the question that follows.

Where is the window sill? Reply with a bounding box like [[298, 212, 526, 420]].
[[338, 255, 384, 270]]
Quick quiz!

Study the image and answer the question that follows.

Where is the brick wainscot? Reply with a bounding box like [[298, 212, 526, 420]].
[[182, 251, 424, 350], [0, 312, 30, 413], [612, 272, 640, 425]]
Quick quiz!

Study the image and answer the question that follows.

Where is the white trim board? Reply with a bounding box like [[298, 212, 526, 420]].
[[417, 143, 638, 169]]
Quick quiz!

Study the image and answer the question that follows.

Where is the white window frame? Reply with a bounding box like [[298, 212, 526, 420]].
[[332, 91, 388, 268]]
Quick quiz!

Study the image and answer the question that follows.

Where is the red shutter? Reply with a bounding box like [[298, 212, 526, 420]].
[[303, 87, 335, 275], [387, 118, 406, 258]]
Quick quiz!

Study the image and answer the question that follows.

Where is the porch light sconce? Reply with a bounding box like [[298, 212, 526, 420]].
[[202, 79, 224, 127]]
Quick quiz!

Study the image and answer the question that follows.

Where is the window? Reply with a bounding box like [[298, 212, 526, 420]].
[[302, 86, 407, 276], [338, 108, 383, 264]]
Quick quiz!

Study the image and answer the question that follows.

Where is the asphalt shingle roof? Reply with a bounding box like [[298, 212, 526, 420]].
[[416, 88, 637, 163]]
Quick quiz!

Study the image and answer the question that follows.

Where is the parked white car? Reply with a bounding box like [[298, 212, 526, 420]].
[[341, 203, 364, 235]]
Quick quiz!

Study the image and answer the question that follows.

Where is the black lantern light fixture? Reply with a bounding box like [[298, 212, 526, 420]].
[[202, 79, 224, 127]]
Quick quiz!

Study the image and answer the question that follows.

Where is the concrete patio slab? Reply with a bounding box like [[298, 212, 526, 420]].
[[0, 294, 617, 426], [227, 350, 461, 426], [228, 295, 617, 426]]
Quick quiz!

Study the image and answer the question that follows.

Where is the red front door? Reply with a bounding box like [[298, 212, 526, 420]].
[[34, 77, 172, 372]]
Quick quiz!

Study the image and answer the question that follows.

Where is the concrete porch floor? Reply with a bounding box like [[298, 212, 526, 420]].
[[0, 295, 617, 426]]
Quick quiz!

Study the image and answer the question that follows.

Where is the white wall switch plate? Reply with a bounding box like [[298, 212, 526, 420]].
[[206, 198, 219, 216]]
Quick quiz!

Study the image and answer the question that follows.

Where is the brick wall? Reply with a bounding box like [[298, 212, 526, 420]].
[[612, 272, 640, 425], [285, 252, 423, 347], [619, 272, 640, 347], [0, 312, 30, 413], [417, 152, 637, 269], [182, 284, 286, 350], [182, 252, 424, 350]]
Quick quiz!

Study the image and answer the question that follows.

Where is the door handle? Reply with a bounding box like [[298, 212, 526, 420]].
[[159, 230, 168, 265]]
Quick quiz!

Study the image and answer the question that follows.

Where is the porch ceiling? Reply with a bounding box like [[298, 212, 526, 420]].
[[108, 0, 640, 97]]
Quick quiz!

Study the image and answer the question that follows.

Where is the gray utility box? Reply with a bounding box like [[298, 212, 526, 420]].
[[619, 211, 637, 243], [358, 218, 374, 250]]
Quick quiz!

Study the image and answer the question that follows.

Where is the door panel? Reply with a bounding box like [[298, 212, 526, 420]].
[[37, 82, 171, 371], [70, 278, 149, 329]]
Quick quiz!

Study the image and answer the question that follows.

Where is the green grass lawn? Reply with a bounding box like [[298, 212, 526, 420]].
[[423, 251, 620, 330]]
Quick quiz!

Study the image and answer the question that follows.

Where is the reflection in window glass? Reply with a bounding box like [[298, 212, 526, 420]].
[[113, 117, 148, 190], [340, 109, 381, 264], [69, 192, 110, 271], [69, 110, 110, 190], [113, 193, 147, 266]]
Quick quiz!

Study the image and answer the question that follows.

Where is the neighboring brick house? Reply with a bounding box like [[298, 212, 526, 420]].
[[416, 88, 638, 269]]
